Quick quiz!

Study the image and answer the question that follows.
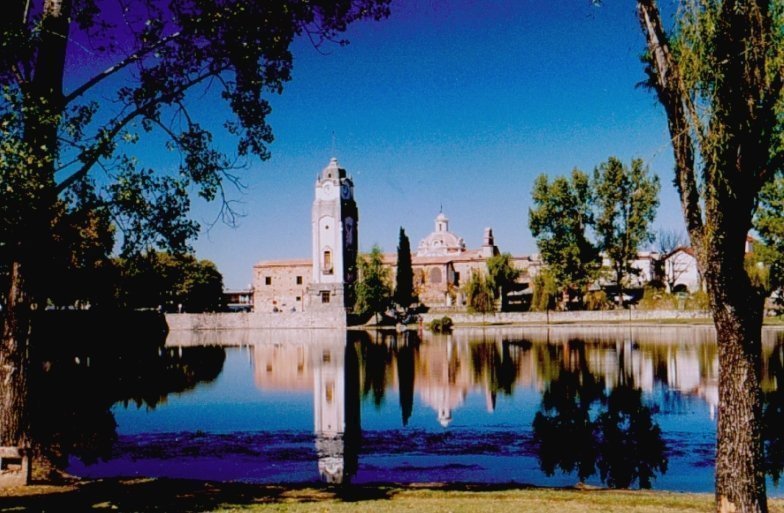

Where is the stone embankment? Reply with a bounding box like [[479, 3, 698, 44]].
[[419, 309, 712, 325], [165, 310, 346, 331], [164, 309, 711, 333]]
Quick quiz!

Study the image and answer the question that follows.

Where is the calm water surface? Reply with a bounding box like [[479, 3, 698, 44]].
[[54, 326, 784, 494]]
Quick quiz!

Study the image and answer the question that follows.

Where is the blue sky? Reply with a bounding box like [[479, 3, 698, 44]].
[[180, 0, 682, 289]]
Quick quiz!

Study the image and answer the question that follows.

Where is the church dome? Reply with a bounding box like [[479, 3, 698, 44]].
[[417, 211, 466, 257]]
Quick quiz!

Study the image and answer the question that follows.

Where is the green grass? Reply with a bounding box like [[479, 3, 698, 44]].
[[4, 480, 784, 513]]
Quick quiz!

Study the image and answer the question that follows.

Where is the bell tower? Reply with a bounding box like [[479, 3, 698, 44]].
[[308, 158, 358, 309]]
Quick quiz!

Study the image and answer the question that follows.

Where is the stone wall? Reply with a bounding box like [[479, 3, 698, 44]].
[[165, 310, 346, 332], [420, 309, 711, 325]]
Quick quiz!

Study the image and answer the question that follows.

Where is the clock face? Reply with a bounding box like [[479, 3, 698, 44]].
[[341, 183, 352, 200]]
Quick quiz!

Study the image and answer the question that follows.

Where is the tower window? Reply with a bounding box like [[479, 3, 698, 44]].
[[296, 275, 303, 285], [265, 276, 272, 285], [323, 250, 333, 274], [321, 291, 331, 303]]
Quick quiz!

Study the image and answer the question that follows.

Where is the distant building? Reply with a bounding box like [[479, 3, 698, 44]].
[[223, 289, 254, 312], [253, 158, 536, 311], [662, 246, 701, 293]]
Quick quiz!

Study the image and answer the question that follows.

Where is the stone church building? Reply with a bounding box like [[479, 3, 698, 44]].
[[253, 158, 537, 312]]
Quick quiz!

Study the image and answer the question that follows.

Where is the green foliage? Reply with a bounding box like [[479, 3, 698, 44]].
[[0, 0, 391, 300], [637, 285, 677, 311], [593, 157, 660, 292], [486, 252, 522, 311], [528, 169, 600, 293], [463, 272, 496, 314], [584, 290, 611, 311], [428, 316, 453, 333], [689, 290, 710, 311], [531, 269, 558, 312], [636, 285, 709, 312], [354, 245, 392, 318], [47, 200, 117, 309], [394, 227, 416, 308], [755, 175, 784, 293], [116, 251, 224, 312]]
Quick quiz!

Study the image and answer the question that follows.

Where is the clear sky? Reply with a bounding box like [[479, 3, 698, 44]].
[[182, 0, 682, 290]]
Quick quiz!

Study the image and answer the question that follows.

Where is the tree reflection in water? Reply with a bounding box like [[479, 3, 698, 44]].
[[395, 332, 418, 426], [532, 339, 668, 489], [763, 342, 784, 485], [29, 334, 225, 477]]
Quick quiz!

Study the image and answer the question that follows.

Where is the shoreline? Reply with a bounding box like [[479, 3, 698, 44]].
[[3, 478, 784, 512]]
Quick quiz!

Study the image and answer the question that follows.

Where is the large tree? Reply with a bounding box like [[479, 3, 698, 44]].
[[486, 252, 521, 311], [463, 271, 496, 315], [528, 169, 600, 305], [636, 1, 784, 511], [116, 251, 224, 313], [0, 0, 389, 473], [593, 156, 660, 305]]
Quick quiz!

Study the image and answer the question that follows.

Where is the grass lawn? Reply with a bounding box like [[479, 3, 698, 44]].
[[3, 480, 784, 513]]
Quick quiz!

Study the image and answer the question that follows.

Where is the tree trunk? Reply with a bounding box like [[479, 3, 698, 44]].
[[706, 239, 767, 513], [714, 312, 766, 513], [0, 261, 32, 450], [0, 0, 72, 474]]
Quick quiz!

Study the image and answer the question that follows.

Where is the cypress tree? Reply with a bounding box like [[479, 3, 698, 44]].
[[394, 227, 415, 308]]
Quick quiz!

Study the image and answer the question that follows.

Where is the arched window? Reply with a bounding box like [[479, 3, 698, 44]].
[[430, 267, 442, 284], [323, 250, 333, 274]]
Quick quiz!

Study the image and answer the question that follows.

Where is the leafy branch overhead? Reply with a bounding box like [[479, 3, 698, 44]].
[[0, 0, 391, 256]]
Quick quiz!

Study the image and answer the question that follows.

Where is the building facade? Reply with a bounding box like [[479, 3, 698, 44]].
[[252, 159, 534, 311], [254, 158, 358, 312]]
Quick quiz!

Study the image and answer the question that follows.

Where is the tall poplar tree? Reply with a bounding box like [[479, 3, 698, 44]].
[[593, 157, 660, 304], [636, 1, 784, 511]]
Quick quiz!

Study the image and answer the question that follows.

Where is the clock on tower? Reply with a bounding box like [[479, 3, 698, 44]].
[[308, 158, 358, 310]]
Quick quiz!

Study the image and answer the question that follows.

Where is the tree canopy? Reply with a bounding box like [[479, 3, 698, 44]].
[[486, 252, 521, 311], [528, 169, 600, 296], [1, 0, 391, 283], [354, 245, 391, 321], [463, 271, 496, 314], [593, 157, 660, 301], [116, 251, 224, 313]]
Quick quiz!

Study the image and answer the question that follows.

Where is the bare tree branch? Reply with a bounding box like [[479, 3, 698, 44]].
[[637, 0, 704, 260], [56, 68, 223, 194], [63, 31, 182, 105]]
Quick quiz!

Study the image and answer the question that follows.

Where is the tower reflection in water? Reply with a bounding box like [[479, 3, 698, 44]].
[[312, 336, 360, 484], [250, 329, 361, 485]]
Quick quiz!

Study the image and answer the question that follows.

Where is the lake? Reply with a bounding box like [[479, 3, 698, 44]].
[[44, 325, 784, 494]]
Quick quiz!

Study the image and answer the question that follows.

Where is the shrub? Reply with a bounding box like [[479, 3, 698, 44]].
[[429, 316, 453, 333], [585, 290, 612, 311]]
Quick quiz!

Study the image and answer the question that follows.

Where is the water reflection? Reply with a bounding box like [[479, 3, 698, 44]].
[[54, 326, 784, 492], [30, 338, 225, 475]]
